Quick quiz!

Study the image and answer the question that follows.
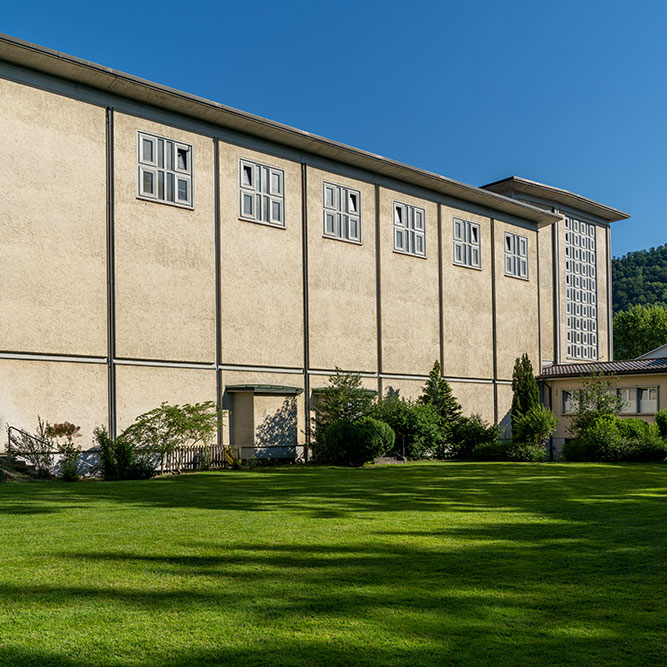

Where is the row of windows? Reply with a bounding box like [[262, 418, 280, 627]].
[[564, 216, 598, 361], [563, 388, 658, 415], [136, 131, 530, 272]]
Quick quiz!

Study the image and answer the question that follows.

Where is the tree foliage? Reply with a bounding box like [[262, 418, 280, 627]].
[[312, 368, 376, 449], [510, 354, 540, 431], [419, 360, 462, 433], [569, 373, 624, 439], [613, 304, 667, 359], [612, 244, 667, 313]]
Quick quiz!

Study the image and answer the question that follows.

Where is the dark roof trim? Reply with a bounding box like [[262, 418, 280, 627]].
[[481, 177, 629, 223], [311, 387, 378, 395], [0, 33, 561, 228], [539, 358, 667, 379], [226, 384, 303, 395]]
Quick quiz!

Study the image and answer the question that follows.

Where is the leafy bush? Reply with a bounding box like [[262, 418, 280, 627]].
[[320, 417, 395, 466], [121, 401, 220, 473], [513, 404, 558, 449], [372, 396, 442, 459], [419, 361, 462, 437], [471, 438, 546, 462], [312, 369, 376, 453], [511, 354, 541, 431], [655, 409, 667, 439], [7, 417, 54, 477], [95, 426, 155, 481], [563, 415, 667, 462], [46, 422, 82, 482], [569, 373, 624, 438], [448, 414, 498, 459]]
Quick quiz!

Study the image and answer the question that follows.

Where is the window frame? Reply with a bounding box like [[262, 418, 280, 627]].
[[136, 131, 193, 209], [322, 181, 362, 244], [504, 231, 529, 280], [453, 218, 481, 270], [393, 200, 426, 258], [238, 157, 286, 229]]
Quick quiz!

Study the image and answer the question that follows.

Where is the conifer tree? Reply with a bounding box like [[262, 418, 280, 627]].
[[420, 360, 462, 429], [511, 354, 540, 430]]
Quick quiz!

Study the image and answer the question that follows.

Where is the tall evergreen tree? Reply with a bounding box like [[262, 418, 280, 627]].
[[420, 360, 462, 429], [511, 354, 540, 430]]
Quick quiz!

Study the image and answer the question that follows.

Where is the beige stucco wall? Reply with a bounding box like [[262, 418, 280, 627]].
[[538, 226, 555, 366], [0, 359, 107, 450], [115, 364, 217, 432], [306, 167, 377, 372], [596, 225, 610, 362], [441, 206, 494, 379], [0, 79, 107, 357], [494, 222, 540, 380], [113, 114, 216, 363], [379, 188, 439, 376], [451, 381, 496, 424], [496, 383, 514, 434], [218, 144, 304, 368]]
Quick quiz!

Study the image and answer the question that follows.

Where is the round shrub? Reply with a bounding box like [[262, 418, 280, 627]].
[[321, 417, 395, 466], [372, 398, 443, 459], [513, 404, 557, 448]]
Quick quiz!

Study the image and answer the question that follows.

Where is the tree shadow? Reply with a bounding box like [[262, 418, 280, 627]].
[[255, 397, 298, 458]]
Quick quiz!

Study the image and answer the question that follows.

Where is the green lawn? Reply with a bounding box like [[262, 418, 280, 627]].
[[1, 463, 666, 666]]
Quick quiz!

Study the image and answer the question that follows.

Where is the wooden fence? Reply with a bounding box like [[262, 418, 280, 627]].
[[159, 444, 233, 473]]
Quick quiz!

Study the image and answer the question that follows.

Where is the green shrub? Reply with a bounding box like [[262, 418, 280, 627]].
[[569, 373, 624, 438], [563, 415, 667, 463], [449, 414, 498, 459], [655, 409, 667, 439], [95, 426, 155, 481], [372, 396, 442, 459], [513, 404, 558, 448], [471, 438, 546, 462], [320, 417, 395, 466], [511, 354, 541, 431], [312, 370, 376, 455], [419, 360, 462, 437]]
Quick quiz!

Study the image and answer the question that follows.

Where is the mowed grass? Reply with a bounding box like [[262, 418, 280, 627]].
[[1, 463, 666, 666]]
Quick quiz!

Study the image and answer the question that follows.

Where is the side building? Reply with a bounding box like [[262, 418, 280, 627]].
[[0, 34, 629, 457]]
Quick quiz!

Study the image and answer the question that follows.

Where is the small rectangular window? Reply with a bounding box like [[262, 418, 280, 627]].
[[239, 159, 285, 228], [137, 131, 192, 207], [504, 231, 528, 279], [323, 181, 361, 243], [618, 388, 636, 414], [638, 388, 658, 414], [453, 218, 481, 269], [562, 390, 575, 415], [393, 201, 426, 257]]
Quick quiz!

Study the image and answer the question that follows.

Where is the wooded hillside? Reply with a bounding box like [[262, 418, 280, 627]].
[[612, 244, 667, 312]]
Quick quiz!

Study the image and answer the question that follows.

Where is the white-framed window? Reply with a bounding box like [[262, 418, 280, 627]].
[[137, 131, 192, 207], [565, 217, 598, 360], [562, 390, 576, 415], [393, 201, 425, 257], [618, 388, 637, 414], [239, 159, 285, 227], [453, 218, 480, 268], [504, 232, 528, 279], [638, 387, 658, 414], [323, 182, 361, 242]]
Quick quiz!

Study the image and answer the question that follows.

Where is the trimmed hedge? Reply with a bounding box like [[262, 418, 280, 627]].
[[562, 416, 667, 463], [319, 417, 395, 467]]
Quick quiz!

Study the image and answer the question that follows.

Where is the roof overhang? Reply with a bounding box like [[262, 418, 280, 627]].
[[0, 33, 560, 229], [481, 177, 629, 223], [226, 384, 303, 395]]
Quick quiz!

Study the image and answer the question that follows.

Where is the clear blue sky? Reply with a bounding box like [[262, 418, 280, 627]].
[[3, 0, 665, 257]]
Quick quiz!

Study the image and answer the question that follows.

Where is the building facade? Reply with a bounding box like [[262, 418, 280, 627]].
[[0, 35, 629, 457]]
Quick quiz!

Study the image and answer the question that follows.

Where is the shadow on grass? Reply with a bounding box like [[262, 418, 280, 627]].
[[1, 464, 667, 665]]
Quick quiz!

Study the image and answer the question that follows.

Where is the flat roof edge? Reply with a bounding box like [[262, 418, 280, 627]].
[[0, 33, 560, 227], [482, 176, 630, 223]]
